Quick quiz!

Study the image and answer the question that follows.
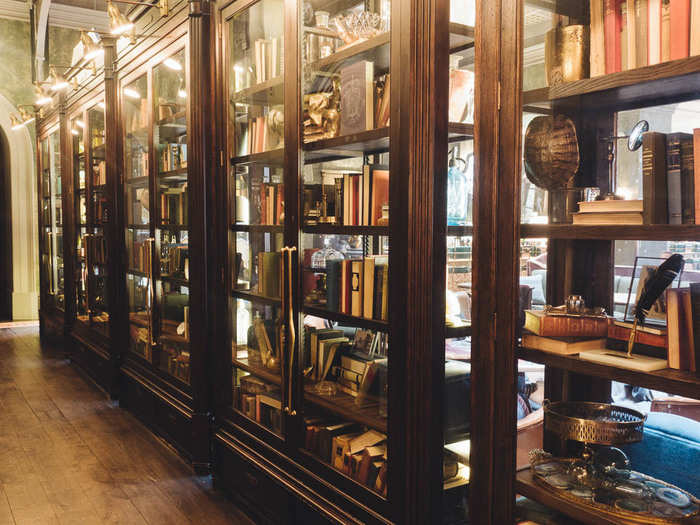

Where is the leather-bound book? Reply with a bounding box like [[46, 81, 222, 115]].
[[690, 283, 700, 375], [648, 0, 663, 64], [666, 132, 692, 224], [661, 0, 672, 61], [691, 0, 700, 55], [636, 0, 649, 67], [340, 60, 374, 136], [670, 0, 691, 59], [605, 0, 623, 73], [642, 131, 668, 224], [694, 129, 700, 224], [590, 0, 607, 75], [524, 310, 609, 337], [667, 288, 692, 369], [679, 133, 695, 223]]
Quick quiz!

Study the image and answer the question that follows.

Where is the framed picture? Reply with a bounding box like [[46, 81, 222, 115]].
[[623, 256, 684, 326]]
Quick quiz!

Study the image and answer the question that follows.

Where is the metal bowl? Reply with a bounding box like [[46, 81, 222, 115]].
[[523, 115, 580, 190], [544, 401, 646, 446]]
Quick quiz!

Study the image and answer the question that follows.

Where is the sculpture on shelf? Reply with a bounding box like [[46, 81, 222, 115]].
[[303, 78, 340, 143], [523, 114, 579, 190]]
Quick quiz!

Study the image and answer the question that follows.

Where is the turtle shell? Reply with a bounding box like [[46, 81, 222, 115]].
[[524, 115, 580, 190]]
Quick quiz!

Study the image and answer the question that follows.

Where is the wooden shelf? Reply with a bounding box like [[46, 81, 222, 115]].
[[517, 346, 700, 399], [446, 325, 471, 339], [126, 223, 150, 230], [522, 55, 700, 108], [516, 468, 700, 525], [231, 148, 284, 166], [159, 223, 188, 231], [304, 383, 387, 434], [449, 23, 474, 54], [307, 33, 390, 73], [232, 355, 282, 386], [448, 122, 474, 141], [158, 167, 188, 180], [302, 224, 389, 236], [447, 225, 473, 236], [126, 269, 147, 278], [232, 289, 281, 306], [302, 305, 389, 332], [156, 110, 186, 126], [520, 223, 700, 241], [160, 274, 189, 287], [303, 127, 389, 163], [231, 76, 283, 104], [125, 175, 149, 185], [231, 224, 284, 233]]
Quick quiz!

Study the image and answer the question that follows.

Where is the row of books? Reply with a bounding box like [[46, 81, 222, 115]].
[[159, 143, 188, 173], [304, 166, 389, 226], [93, 160, 106, 186], [571, 129, 700, 225], [258, 182, 284, 225], [95, 196, 109, 225], [256, 251, 281, 298], [303, 420, 388, 496], [253, 37, 282, 86], [160, 184, 188, 225], [128, 149, 148, 180], [237, 375, 283, 434], [590, 0, 700, 77], [128, 236, 151, 274], [80, 234, 107, 265], [237, 114, 284, 156], [127, 99, 150, 131], [163, 244, 188, 280], [323, 257, 389, 320], [523, 298, 699, 374]]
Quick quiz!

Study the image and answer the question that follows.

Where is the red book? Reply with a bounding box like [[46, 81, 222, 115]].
[[604, 0, 623, 73], [370, 168, 390, 226], [670, 0, 691, 60], [694, 129, 700, 224]]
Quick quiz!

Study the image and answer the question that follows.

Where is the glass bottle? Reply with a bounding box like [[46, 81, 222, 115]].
[[447, 151, 468, 226]]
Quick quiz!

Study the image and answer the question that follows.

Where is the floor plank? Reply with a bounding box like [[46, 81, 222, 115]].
[[0, 328, 255, 525]]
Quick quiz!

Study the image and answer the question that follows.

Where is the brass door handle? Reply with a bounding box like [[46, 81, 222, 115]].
[[146, 237, 156, 347], [281, 246, 297, 416]]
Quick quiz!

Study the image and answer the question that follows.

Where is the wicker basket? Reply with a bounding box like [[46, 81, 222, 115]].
[[543, 401, 646, 446]]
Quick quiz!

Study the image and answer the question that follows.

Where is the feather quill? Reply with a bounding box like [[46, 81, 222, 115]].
[[627, 254, 684, 357]]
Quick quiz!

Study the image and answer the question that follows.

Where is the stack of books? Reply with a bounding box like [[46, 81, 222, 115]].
[[303, 419, 388, 496], [324, 256, 388, 320], [238, 375, 283, 434], [572, 199, 643, 225], [641, 130, 700, 225], [666, 286, 699, 372], [253, 37, 282, 85], [589, 0, 700, 77]]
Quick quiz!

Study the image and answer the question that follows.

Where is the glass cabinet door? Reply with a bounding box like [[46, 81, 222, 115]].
[[227, 0, 287, 437], [88, 104, 109, 334], [71, 115, 88, 323], [153, 49, 191, 384], [442, 3, 475, 521], [123, 74, 152, 361], [49, 130, 65, 311], [297, 0, 391, 501], [40, 137, 52, 306]]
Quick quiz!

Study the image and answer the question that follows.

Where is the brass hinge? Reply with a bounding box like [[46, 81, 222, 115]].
[[497, 82, 502, 111], [220, 150, 224, 167]]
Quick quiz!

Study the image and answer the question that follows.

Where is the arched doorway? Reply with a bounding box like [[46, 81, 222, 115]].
[[0, 127, 11, 320]]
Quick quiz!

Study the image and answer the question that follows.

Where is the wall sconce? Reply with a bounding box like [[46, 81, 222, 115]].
[[10, 106, 39, 130], [34, 83, 53, 106], [81, 31, 105, 61], [107, 0, 168, 36], [48, 66, 69, 91]]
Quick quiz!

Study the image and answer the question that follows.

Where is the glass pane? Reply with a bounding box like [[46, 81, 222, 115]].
[[49, 130, 65, 311], [229, 0, 284, 159], [154, 49, 190, 383], [227, 0, 287, 436], [232, 298, 284, 436], [123, 73, 151, 360], [71, 116, 88, 322], [299, 0, 391, 497]]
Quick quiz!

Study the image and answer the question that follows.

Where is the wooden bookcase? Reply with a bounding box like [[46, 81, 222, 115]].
[[514, 1, 700, 524]]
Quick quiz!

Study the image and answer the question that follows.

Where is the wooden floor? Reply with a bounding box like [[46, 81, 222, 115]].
[[0, 327, 256, 525]]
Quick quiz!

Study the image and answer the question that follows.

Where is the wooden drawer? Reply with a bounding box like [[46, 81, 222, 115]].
[[121, 373, 156, 425], [215, 439, 290, 525], [153, 397, 192, 455]]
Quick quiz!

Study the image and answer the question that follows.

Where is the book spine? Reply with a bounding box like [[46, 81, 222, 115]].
[[591, 0, 607, 76], [626, 0, 637, 68], [667, 134, 683, 224], [692, 0, 700, 54], [691, 284, 700, 374], [666, 288, 682, 369], [662, 0, 672, 61], [605, 0, 623, 73], [680, 135, 695, 224], [636, 0, 649, 66], [670, 0, 691, 59], [642, 132, 667, 224], [695, 129, 700, 224], [621, 1, 629, 70]]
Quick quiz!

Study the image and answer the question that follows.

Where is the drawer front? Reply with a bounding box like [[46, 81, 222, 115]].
[[72, 341, 110, 390], [215, 439, 290, 525], [121, 373, 156, 425], [153, 398, 192, 455]]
